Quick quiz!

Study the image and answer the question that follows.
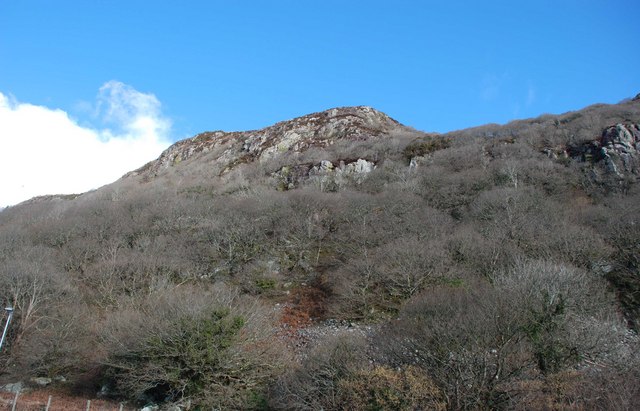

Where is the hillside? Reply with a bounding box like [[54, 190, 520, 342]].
[[1, 98, 640, 410]]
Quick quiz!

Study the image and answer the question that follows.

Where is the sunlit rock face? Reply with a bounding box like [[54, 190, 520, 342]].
[[599, 123, 639, 175], [272, 158, 377, 191], [125, 106, 411, 179], [567, 123, 640, 177]]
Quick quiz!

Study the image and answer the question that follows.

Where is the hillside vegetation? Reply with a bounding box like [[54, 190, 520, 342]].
[[1, 100, 640, 409]]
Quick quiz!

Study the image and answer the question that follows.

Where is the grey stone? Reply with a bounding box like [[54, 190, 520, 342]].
[[568, 123, 639, 177], [30, 377, 52, 387], [0, 381, 23, 393]]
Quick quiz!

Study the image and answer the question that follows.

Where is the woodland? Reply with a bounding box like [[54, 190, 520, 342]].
[[1, 97, 639, 410]]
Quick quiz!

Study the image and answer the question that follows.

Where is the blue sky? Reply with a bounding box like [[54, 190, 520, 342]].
[[1, 1, 639, 206]]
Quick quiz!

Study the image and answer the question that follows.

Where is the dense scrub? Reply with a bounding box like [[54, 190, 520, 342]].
[[1, 98, 640, 409]]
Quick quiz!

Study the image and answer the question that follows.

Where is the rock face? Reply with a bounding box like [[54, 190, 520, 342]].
[[0, 382, 22, 393], [126, 106, 412, 180], [273, 158, 377, 191], [600, 123, 640, 175], [568, 123, 640, 177], [29, 377, 52, 387]]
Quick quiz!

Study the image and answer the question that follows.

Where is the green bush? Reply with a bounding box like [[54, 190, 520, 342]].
[[100, 286, 284, 408], [402, 137, 451, 159], [255, 277, 277, 291]]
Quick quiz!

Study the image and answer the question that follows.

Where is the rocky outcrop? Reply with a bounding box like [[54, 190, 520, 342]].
[[243, 106, 401, 162], [567, 123, 639, 176], [126, 106, 410, 179], [273, 158, 377, 191], [600, 123, 640, 175], [124, 130, 242, 178]]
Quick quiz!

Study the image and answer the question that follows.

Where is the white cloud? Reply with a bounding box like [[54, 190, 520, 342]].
[[0, 81, 172, 207]]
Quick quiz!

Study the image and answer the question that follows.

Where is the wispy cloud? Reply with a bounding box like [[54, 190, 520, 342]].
[[480, 74, 501, 101], [526, 82, 536, 107], [97, 80, 171, 138], [0, 81, 172, 207]]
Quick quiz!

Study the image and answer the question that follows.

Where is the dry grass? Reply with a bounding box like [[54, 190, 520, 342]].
[[279, 285, 328, 334], [0, 388, 133, 411]]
